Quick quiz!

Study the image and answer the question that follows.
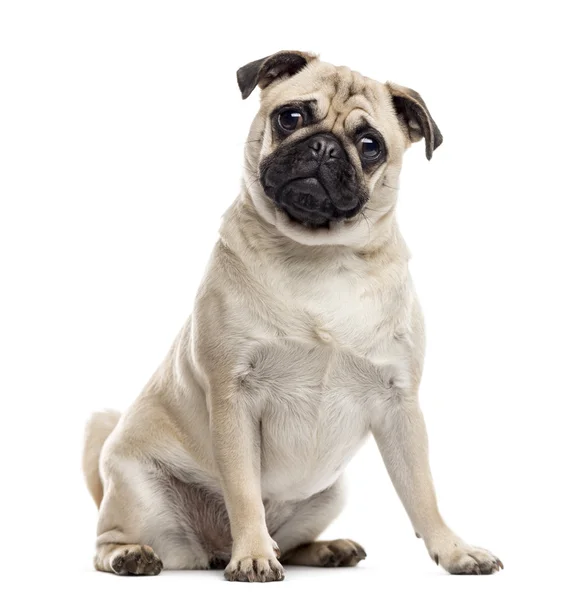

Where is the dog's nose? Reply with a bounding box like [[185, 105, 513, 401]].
[[307, 134, 344, 161]]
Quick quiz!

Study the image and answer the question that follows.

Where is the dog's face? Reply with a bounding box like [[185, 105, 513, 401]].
[[238, 51, 442, 247]]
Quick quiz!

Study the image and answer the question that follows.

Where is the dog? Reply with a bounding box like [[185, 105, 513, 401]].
[[83, 50, 503, 581]]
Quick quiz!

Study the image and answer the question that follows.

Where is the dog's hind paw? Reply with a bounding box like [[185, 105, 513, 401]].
[[108, 544, 163, 576]]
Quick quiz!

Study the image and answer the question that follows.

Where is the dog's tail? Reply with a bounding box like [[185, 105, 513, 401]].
[[82, 410, 121, 508]]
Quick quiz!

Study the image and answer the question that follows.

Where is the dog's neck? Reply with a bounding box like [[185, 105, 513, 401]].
[[218, 188, 410, 278]]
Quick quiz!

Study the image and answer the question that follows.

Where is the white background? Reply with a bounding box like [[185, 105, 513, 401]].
[[1, 1, 584, 598]]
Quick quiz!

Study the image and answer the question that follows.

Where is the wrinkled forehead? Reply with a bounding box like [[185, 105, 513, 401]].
[[260, 61, 396, 135]]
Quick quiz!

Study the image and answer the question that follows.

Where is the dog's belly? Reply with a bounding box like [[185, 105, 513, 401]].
[[240, 337, 397, 501]]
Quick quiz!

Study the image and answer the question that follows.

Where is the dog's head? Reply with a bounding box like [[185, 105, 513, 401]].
[[238, 51, 442, 247]]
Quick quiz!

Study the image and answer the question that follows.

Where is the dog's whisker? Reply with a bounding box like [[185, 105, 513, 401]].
[[243, 163, 259, 173], [242, 173, 262, 197], [361, 211, 373, 241]]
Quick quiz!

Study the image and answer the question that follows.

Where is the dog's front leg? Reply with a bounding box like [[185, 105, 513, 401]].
[[372, 395, 503, 574], [211, 387, 284, 582]]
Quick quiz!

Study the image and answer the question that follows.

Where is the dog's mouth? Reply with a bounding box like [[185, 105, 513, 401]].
[[275, 177, 338, 228], [263, 176, 364, 229]]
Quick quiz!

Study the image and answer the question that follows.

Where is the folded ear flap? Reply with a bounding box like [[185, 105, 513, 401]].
[[237, 50, 317, 100], [387, 82, 443, 160]]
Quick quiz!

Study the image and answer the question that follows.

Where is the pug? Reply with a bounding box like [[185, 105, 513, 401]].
[[83, 50, 503, 582]]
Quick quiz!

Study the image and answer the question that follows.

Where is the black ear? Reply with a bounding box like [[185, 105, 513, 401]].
[[237, 50, 317, 100], [387, 82, 443, 160]]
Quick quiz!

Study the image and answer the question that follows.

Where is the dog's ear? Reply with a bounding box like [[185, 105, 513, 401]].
[[237, 50, 317, 100], [387, 82, 443, 160]]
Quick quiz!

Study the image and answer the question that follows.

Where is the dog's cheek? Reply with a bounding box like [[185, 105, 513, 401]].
[[259, 120, 277, 163]]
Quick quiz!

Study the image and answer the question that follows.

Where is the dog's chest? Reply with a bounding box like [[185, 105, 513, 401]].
[[241, 272, 410, 500]]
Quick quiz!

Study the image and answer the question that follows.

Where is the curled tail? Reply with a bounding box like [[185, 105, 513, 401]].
[[82, 410, 121, 507]]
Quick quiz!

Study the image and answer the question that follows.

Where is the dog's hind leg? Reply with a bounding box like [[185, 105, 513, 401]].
[[86, 401, 212, 575], [273, 478, 367, 568], [93, 451, 210, 574]]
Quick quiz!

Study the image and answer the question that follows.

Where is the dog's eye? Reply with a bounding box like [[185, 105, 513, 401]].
[[278, 109, 304, 133], [358, 135, 381, 160]]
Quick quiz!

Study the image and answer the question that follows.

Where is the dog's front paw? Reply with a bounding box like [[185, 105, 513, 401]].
[[224, 555, 284, 582], [427, 533, 503, 575]]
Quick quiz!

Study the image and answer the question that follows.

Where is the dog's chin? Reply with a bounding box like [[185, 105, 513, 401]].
[[274, 178, 333, 229], [279, 205, 331, 228]]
